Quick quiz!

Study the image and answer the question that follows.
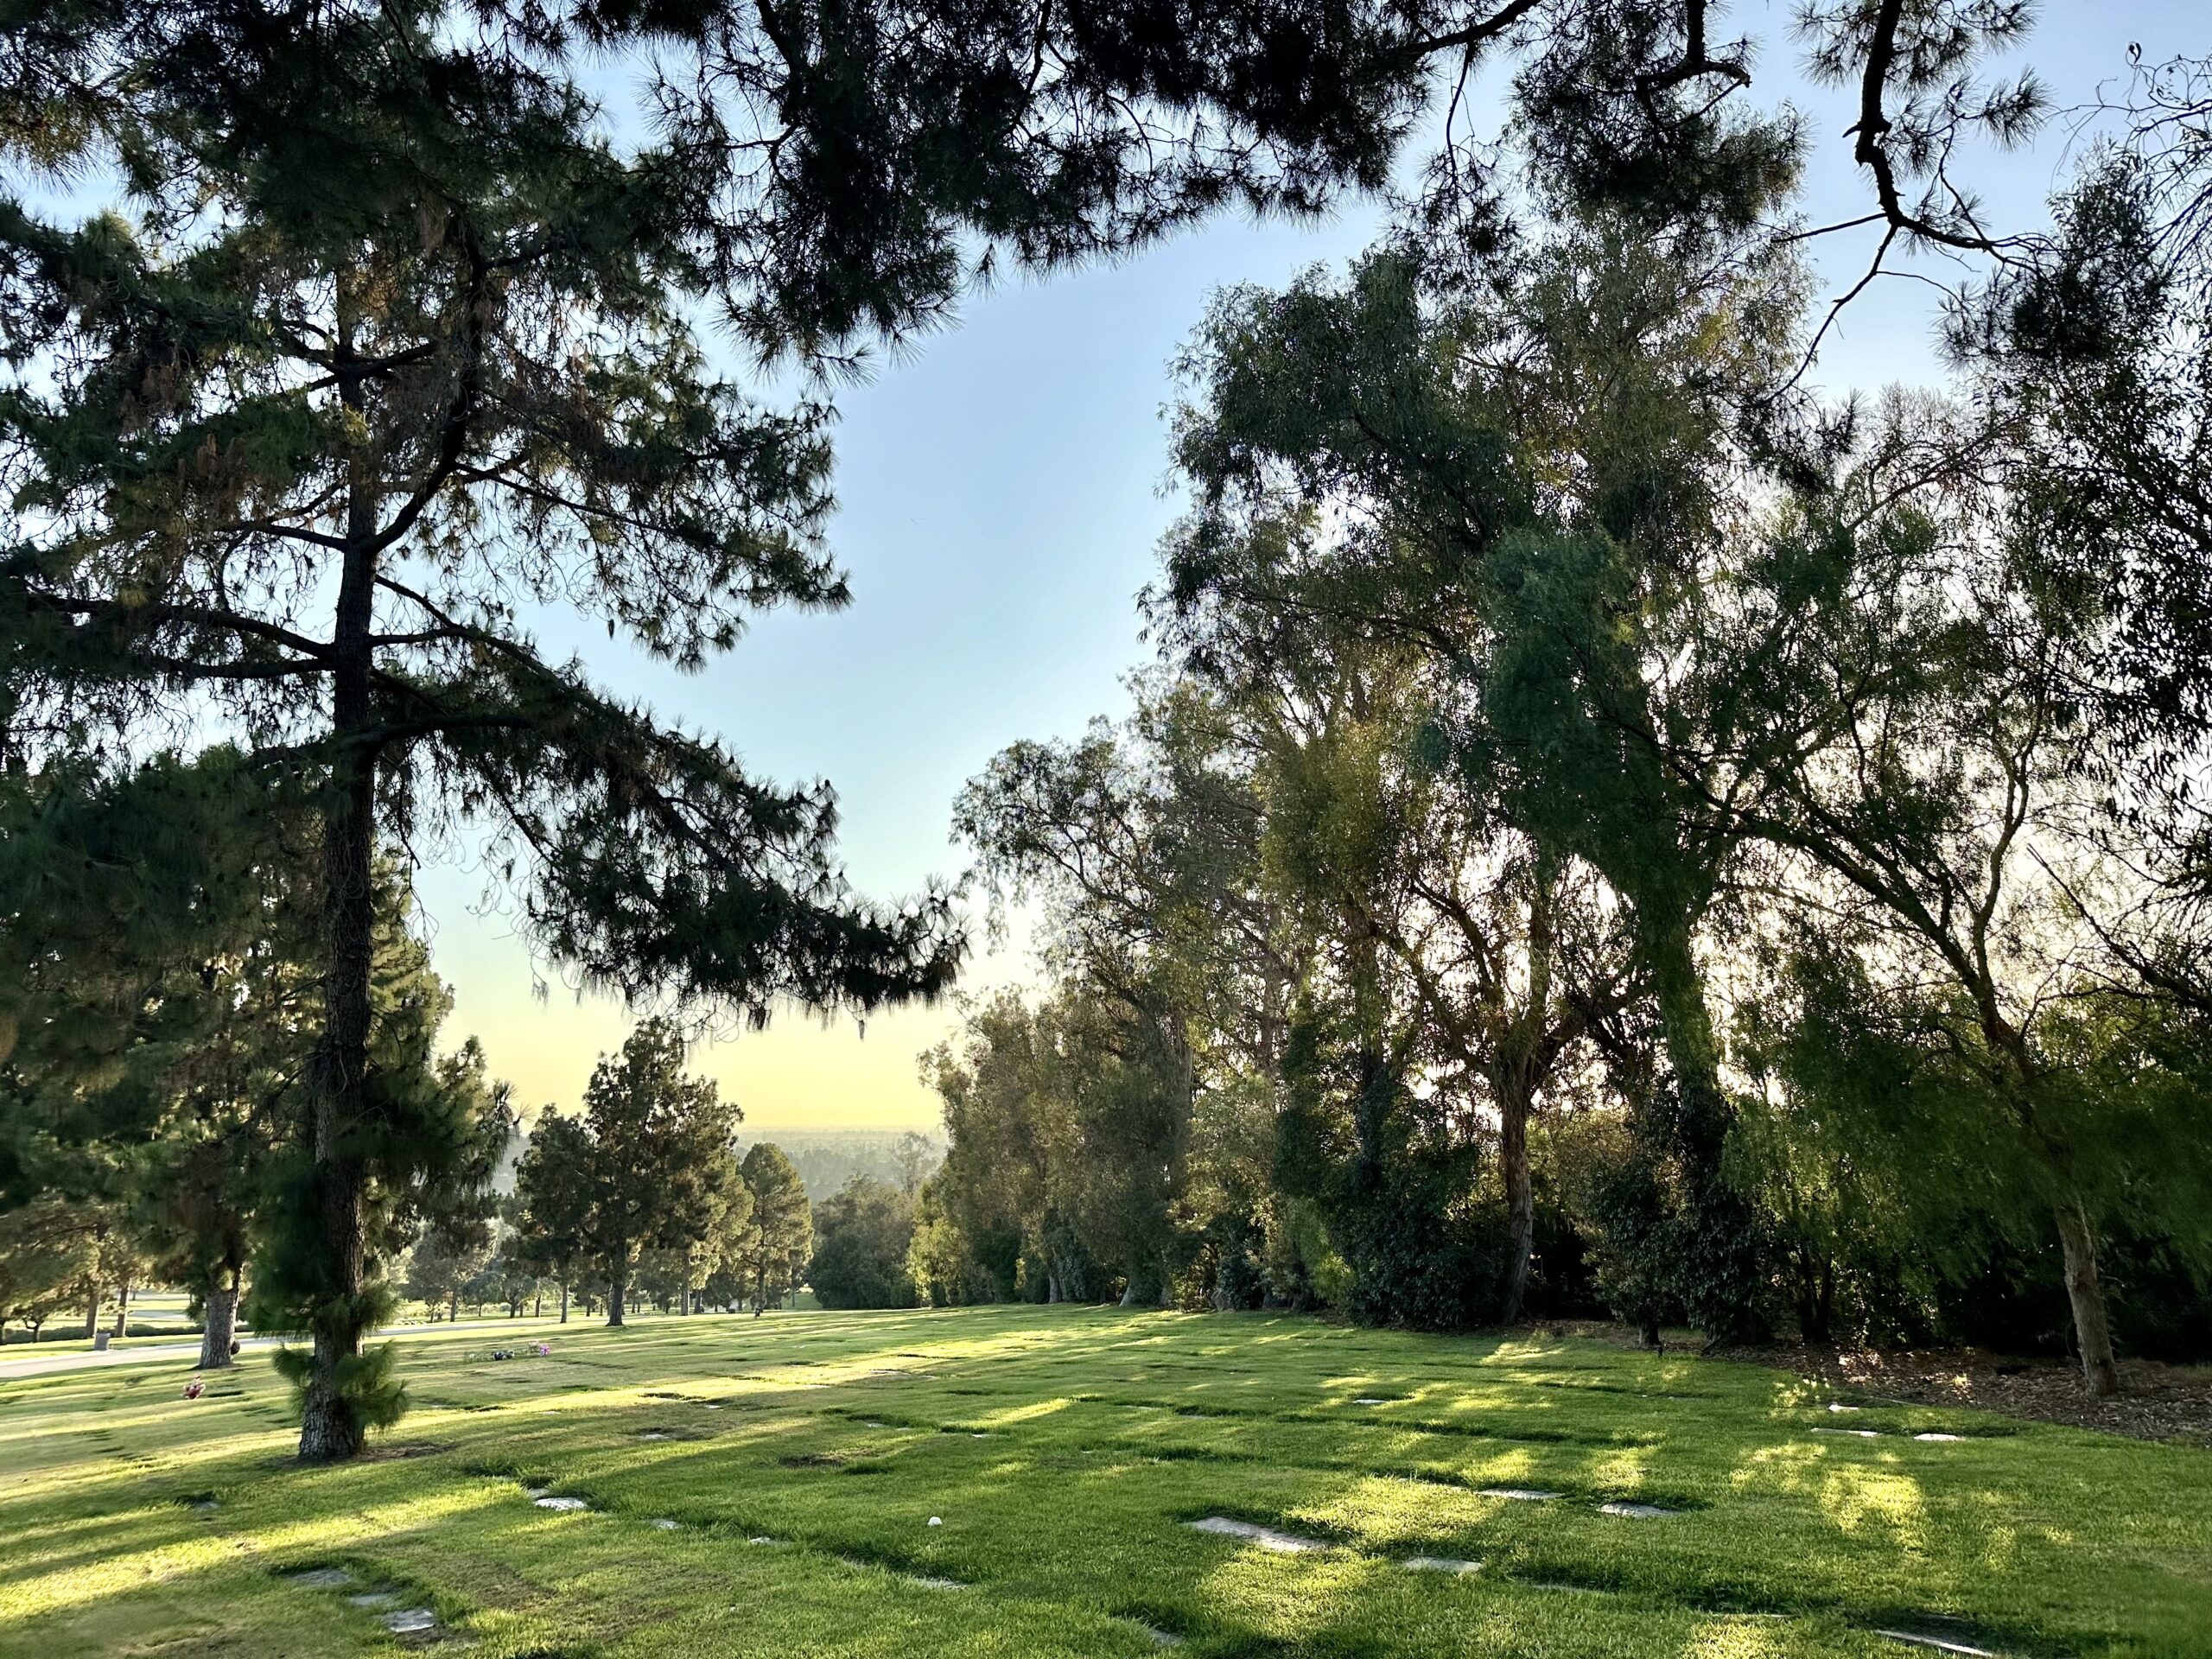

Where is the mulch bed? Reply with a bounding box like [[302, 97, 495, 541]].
[[1535, 1321, 2212, 1447]]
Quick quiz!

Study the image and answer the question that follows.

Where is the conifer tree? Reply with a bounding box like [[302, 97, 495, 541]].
[[512, 1020, 739, 1327], [737, 1143, 811, 1311], [0, 751, 510, 1370], [512, 1115, 594, 1325]]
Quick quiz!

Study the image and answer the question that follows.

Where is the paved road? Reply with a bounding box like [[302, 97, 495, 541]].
[[0, 1317, 571, 1380]]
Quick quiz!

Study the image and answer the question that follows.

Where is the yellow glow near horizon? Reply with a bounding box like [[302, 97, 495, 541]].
[[421, 892, 1040, 1135], [435, 963, 960, 1133]]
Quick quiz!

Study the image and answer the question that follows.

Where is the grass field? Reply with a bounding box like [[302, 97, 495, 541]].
[[1, 1306, 2205, 1658]]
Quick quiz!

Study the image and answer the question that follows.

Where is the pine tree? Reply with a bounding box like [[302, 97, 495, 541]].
[[1, 752, 509, 1372], [512, 1116, 593, 1325], [737, 1143, 812, 1311], [512, 1020, 740, 1327]]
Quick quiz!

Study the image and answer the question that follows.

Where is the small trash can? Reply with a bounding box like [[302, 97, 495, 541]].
[[92, 1331, 111, 1352]]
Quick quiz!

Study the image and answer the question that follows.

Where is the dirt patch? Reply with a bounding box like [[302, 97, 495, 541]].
[[1540, 1321, 2212, 1446], [1748, 1341, 2211, 1446]]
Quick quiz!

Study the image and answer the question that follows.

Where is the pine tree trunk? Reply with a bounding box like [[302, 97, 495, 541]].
[[199, 1278, 239, 1370], [558, 1278, 569, 1324], [83, 1284, 102, 1341], [607, 1253, 628, 1328], [296, 436, 383, 1466], [2054, 1198, 2121, 1397], [1500, 1072, 1535, 1323]]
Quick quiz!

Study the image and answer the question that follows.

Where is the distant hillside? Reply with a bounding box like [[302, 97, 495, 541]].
[[735, 1128, 943, 1200]]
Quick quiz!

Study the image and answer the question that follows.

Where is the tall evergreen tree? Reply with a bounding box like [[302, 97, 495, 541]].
[[512, 1114, 594, 1324], [1, 751, 508, 1375], [737, 1142, 811, 1311], [514, 1020, 740, 1327]]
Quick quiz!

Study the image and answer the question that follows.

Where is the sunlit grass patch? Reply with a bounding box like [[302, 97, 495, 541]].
[[2, 1306, 2207, 1657]]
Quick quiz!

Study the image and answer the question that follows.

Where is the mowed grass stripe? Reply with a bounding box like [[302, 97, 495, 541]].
[[0, 1304, 2205, 1657]]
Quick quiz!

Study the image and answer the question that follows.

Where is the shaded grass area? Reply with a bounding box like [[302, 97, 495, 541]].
[[1, 1306, 2206, 1657]]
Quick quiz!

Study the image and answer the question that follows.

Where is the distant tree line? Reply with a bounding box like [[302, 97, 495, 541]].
[[788, 1128, 943, 1312], [739, 1131, 941, 1204]]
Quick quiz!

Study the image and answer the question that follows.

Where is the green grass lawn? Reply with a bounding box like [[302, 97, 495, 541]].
[[2, 1306, 2205, 1658]]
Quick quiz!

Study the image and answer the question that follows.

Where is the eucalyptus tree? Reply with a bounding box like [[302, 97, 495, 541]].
[[1974, 64, 2212, 765], [921, 994, 1065, 1300], [957, 684, 1289, 1076], [892, 1131, 938, 1200], [1952, 135, 2212, 1036], [1694, 442, 2212, 1394], [1160, 194, 1833, 1335], [1249, 649, 1632, 1321], [955, 690, 1282, 1301]]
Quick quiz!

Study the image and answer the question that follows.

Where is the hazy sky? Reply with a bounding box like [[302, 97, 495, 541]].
[[416, 4, 2204, 1133]]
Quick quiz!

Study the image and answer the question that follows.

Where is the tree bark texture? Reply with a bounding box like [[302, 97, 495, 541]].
[[199, 1277, 240, 1370], [2054, 1197, 2121, 1398]]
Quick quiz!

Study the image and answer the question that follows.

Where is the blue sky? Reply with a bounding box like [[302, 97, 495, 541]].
[[418, 3, 2205, 1131]]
